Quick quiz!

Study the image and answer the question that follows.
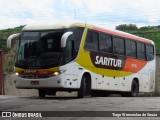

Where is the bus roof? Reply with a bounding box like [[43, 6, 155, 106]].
[[22, 22, 88, 31], [22, 22, 153, 44], [92, 26, 153, 44]]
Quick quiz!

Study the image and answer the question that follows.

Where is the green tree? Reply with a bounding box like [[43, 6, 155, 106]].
[[115, 24, 138, 31], [139, 26, 156, 31]]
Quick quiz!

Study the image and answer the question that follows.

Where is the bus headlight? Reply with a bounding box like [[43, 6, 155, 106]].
[[53, 69, 66, 76], [15, 72, 19, 76], [54, 72, 59, 76]]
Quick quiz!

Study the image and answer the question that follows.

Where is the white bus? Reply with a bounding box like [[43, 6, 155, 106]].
[[7, 22, 156, 98]]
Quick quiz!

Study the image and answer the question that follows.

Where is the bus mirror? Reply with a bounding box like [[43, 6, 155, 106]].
[[61, 32, 73, 48], [7, 33, 20, 48]]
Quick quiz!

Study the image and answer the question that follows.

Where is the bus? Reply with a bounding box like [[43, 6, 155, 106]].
[[7, 22, 156, 98]]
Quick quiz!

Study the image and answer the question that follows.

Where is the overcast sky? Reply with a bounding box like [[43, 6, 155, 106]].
[[0, 0, 160, 30]]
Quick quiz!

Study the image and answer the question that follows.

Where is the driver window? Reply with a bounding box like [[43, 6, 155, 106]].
[[66, 40, 73, 63]]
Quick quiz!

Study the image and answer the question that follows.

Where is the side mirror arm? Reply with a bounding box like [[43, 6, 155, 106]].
[[61, 32, 73, 48], [7, 33, 20, 48]]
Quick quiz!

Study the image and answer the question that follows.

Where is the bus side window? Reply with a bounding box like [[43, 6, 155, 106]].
[[126, 39, 136, 58], [99, 33, 112, 53], [84, 30, 93, 50], [73, 27, 84, 51], [146, 44, 154, 61], [137, 42, 146, 60], [113, 37, 124, 55], [93, 32, 98, 51], [84, 30, 98, 51]]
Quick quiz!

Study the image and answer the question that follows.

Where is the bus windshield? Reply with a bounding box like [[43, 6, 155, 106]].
[[16, 30, 64, 69], [15, 27, 84, 69]]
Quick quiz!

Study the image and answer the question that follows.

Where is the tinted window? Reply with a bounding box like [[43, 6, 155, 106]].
[[40, 31, 62, 52], [126, 40, 136, 57], [66, 40, 73, 63], [85, 30, 92, 50], [137, 42, 146, 59], [113, 37, 124, 55], [73, 27, 84, 50], [99, 33, 112, 53], [84, 30, 98, 51], [146, 44, 154, 61], [93, 32, 99, 51]]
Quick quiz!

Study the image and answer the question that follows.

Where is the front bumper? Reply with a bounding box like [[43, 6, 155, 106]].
[[14, 74, 64, 89]]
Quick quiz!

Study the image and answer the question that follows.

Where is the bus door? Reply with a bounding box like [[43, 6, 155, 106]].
[[64, 40, 78, 88]]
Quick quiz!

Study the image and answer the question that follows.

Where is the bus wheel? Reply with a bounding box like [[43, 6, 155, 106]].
[[121, 80, 139, 97], [130, 80, 139, 97], [38, 89, 46, 98], [78, 75, 91, 98]]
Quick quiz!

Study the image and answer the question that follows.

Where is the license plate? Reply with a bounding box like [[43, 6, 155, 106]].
[[31, 81, 39, 85]]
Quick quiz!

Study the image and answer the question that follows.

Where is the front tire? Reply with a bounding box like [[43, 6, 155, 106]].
[[38, 89, 46, 98], [78, 75, 91, 98]]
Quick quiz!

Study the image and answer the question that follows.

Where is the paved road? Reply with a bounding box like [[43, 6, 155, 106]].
[[0, 95, 160, 120]]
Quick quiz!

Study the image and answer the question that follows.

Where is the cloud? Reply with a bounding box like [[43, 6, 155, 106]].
[[0, 0, 55, 29], [0, 0, 160, 29], [56, 0, 160, 30]]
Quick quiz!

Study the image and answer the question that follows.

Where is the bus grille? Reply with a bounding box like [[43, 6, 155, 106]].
[[20, 75, 50, 79]]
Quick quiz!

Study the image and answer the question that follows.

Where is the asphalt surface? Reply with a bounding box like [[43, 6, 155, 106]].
[[0, 95, 160, 120]]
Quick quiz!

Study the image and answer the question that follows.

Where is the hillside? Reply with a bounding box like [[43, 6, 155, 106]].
[[0, 26, 24, 72], [0, 26, 24, 50]]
